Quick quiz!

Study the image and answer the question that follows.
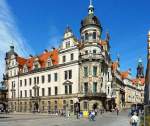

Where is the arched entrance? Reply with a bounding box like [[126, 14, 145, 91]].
[[92, 103, 98, 110], [0, 102, 7, 112], [34, 102, 39, 112]]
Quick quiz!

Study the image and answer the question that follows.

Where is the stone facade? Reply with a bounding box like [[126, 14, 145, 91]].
[[3, 1, 145, 113]]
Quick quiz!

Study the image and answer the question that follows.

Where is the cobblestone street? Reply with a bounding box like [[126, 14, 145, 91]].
[[0, 111, 130, 126]]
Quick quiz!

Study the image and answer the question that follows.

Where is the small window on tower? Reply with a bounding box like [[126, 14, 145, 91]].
[[93, 50, 96, 54], [85, 33, 88, 40], [66, 41, 70, 48], [93, 32, 96, 39]]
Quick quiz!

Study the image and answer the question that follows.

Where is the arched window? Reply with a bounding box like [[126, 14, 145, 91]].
[[93, 32, 96, 39], [85, 33, 88, 40]]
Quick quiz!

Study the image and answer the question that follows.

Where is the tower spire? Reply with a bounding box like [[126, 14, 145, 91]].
[[90, 0, 93, 6], [88, 0, 94, 15]]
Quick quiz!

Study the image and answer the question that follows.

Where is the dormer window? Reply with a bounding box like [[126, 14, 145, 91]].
[[34, 63, 39, 69], [33, 57, 40, 70], [66, 41, 70, 48], [47, 57, 52, 67], [23, 64, 28, 73]]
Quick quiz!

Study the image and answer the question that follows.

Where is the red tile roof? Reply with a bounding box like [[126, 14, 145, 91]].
[[111, 61, 119, 72], [120, 71, 129, 79], [132, 78, 145, 86], [99, 40, 107, 46], [16, 49, 58, 72]]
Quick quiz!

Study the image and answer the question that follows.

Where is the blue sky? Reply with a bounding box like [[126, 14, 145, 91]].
[[0, 0, 150, 80]]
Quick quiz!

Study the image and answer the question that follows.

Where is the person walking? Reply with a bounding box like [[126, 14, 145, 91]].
[[89, 110, 95, 121], [115, 107, 119, 116], [76, 106, 79, 119], [130, 112, 139, 126]]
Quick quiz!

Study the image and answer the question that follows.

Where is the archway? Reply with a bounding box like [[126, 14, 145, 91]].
[[92, 103, 98, 110], [34, 102, 39, 112]]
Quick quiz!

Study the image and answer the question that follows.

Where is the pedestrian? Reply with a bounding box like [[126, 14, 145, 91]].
[[116, 107, 119, 116], [130, 112, 139, 126], [89, 110, 95, 121], [76, 106, 79, 119]]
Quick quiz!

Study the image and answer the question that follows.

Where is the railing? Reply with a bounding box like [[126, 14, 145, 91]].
[[80, 53, 104, 61], [84, 92, 106, 97]]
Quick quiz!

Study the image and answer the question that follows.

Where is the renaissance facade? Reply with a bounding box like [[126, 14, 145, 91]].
[[3, 1, 144, 113]]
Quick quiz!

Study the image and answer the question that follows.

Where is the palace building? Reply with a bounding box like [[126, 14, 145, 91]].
[[3, 1, 144, 113]]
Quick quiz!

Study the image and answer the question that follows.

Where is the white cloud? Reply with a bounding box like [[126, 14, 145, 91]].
[[48, 26, 62, 50], [0, 0, 34, 81]]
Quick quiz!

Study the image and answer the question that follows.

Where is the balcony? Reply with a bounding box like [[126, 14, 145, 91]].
[[79, 53, 104, 61], [82, 92, 107, 98]]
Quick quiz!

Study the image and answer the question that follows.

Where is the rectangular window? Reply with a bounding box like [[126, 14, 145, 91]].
[[29, 78, 32, 85], [65, 85, 68, 94], [20, 80, 22, 87], [48, 74, 51, 83], [54, 73, 58, 82], [24, 79, 27, 86], [63, 56, 66, 63], [93, 50, 96, 54], [41, 75, 45, 83], [108, 72, 109, 81], [64, 71, 67, 80], [37, 88, 39, 96], [69, 85, 72, 94], [85, 50, 88, 55], [93, 66, 97, 76], [14, 91, 16, 98], [12, 81, 15, 88], [34, 77, 36, 84], [42, 88, 45, 96], [85, 33, 88, 40], [83, 101, 88, 110], [93, 82, 97, 93], [84, 83, 88, 94], [29, 90, 32, 97], [84, 67, 88, 77], [55, 86, 58, 95], [20, 91, 22, 98], [25, 90, 27, 97], [48, 87, 51, 96], [69, 70, 72, 79], [71, 53, 74, 61], [93, 32, 96, 39], [66, 41, 70, 48], [37, 77, 39, 84]]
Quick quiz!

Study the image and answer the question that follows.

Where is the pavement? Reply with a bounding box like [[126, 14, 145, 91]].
[[0, 110, 131, 126]]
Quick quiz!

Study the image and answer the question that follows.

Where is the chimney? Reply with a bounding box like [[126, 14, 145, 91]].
[[29, 54, 33, 58], [52, 47, 55, 50], [44, 49, 48, 53]]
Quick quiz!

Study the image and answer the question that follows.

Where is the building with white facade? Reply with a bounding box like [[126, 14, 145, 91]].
[[3, 1, 144, 113]]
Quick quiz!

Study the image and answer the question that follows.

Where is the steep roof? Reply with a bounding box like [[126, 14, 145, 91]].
[[120, 71, 129, 79], [16, 49, 58, 72], [132, 78, 145, 86], [111, 61, 119, 72]]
